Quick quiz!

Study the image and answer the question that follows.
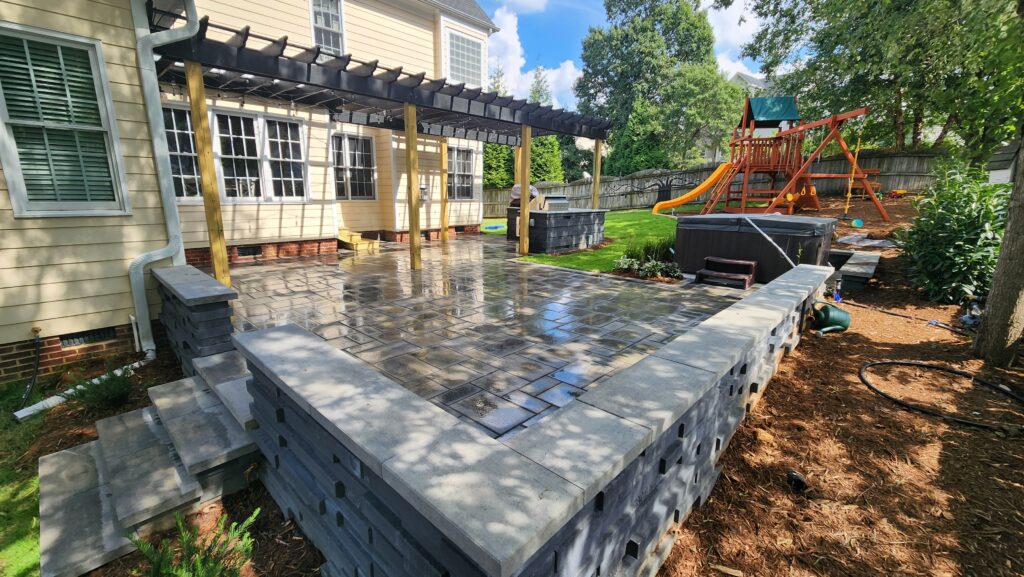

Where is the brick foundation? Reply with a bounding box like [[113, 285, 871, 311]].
[[0, 324, 142, 385], [380, 227, 469, 242], [184, 239, 338, 267]]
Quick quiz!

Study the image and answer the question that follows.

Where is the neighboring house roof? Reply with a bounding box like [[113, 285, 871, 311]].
[[987, 140, 1020, 171], [741, 96, 800, 128], [730, 71, 768, 91], [422, 0, 497, 30]]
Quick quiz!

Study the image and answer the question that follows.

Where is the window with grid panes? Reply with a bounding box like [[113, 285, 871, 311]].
[[266, 119, 305, 198], [163, 107, 201, 198], [311, 0, 344, 56], [214, 113, 262, 198], [447, 32, 482, 87], [0, 28, 127, 215], [333, 134, 375, 199], [447, 147, 474, 199]]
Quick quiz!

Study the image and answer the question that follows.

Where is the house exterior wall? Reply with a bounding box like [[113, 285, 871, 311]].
[[0, 0, 168, 351]]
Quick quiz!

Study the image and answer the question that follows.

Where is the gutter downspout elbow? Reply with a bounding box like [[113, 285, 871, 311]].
[[128, 0, 200, 356]]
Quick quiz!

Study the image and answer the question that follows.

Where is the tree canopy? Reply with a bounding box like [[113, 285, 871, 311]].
[[721, 0, 1023, 163], [528, 68, 564, 183]]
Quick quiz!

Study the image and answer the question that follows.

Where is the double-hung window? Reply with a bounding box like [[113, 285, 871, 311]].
[[333, 134, 375, 200], [215, 113, 262, 199], [447, 31, 483, 87], [209, 112, 306, 202], [447, 147, 474, 200], [311, 0, 344, 57], [266, 120, 305, 198], [164, 107, 201, 198], [0, 26, 129, 217]]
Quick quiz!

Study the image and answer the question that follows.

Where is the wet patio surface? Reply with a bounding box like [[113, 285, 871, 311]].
[[230, 236, 744, 439]]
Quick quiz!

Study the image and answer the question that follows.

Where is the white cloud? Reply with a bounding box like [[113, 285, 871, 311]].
[[704, 2, 764, 80], [487, 6, 583, 110], [502, 0, 548, 12]]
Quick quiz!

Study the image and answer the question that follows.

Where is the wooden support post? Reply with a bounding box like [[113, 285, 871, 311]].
[[439, 138, 449, 242], [518, 125, 532, 255], [591, 139, 603, 209], [404, 103, 422, 269], [185, 61, 230, 287]]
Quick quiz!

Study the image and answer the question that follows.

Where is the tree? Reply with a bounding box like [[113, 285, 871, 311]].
[[719, 0, 1023, 162], [483, 67, 514, 188], [659, 63, 744, 167], [527, 68, 564, 182], [558, 134, 592, 182], [974, 135, 1024, 366], [576, 0, 714, 130], [605, 99, 670, 175]]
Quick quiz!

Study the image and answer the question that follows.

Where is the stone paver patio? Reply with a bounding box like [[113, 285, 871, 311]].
[[229, 236, 745, 439]]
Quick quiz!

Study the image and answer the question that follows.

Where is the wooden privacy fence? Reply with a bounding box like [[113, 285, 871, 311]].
[[483, 150, 944, 218]]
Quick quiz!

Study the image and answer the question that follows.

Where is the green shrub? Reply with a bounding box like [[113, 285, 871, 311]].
[[131, 509, 259, 577], [60, 363, 135, 410], [622, 236, 674, 263], [897, 165, 1011, 302]]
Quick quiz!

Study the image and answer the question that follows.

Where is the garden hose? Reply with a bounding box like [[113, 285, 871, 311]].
[[858, 360, 1024, 433], [16, 332, 42, 412]]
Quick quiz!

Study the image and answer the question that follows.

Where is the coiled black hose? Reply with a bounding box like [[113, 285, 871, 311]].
[[17, 334, 42, 411], [859, 360, 1024, 432]]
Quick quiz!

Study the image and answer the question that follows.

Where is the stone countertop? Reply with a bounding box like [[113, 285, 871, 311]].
[[153, 266, 237, 306]]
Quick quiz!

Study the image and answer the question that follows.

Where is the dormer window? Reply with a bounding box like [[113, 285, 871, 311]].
[[311, 0, 344, 56], [447, 31, 482, 87]]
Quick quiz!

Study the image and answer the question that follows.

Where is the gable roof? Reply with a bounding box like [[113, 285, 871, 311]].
[[741, 96, 800, 128], [730, 72, 768, 91], [425, 0, 497, 30], [987, 140, 1020, 171]]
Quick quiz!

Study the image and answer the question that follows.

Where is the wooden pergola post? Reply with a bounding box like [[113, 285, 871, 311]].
[[404, 103, 422, 270], [184, 60, 230, 287], [439, 138, 449, 242], [517, 125, 532, 255], [591, 139, 603, 209]]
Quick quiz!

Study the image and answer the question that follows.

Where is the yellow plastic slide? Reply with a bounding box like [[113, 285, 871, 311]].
[[652, 162, 733, 214]]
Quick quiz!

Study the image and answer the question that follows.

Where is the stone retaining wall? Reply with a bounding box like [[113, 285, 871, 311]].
[[234, 264, 832, 577], [153, 266, 237, 376]]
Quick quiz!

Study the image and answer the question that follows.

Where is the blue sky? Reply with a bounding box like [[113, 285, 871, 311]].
[[477, 0, 764, 110]]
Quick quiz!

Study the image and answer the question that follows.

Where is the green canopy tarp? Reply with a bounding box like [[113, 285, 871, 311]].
[[741, 96, 800, 128]]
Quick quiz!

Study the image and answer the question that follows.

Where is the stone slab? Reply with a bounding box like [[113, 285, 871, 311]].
[[153, 265, 237, 306], [39, 442, 136, 577], [96, 407, 201, 527], [580, 355, 718, 438], [503, 402, 653, 503], [214, 376, 258, 430], [147, 377, 220, 422], [382, 424, 585, 577], [192, 350, 250, 386]]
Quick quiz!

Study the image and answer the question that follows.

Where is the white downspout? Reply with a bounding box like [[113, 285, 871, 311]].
[[128, 0, 200, 356]]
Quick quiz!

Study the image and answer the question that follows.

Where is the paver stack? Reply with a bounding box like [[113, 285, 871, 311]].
[[153, 266, 236, 376]]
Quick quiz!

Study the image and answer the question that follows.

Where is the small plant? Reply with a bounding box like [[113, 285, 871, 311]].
[[60, 362, 135, 410], [131, 509, 259, 577], [638, 259, 685, 279], [622, 237, 674, 263], [614, 255, 642, 274], [897, 164, 1011, 302]]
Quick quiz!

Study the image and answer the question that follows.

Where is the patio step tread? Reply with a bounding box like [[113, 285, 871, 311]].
[[149, 377, 257, 475], [193, 351, 258, 430], [95, 407, 202, 528], [39, 441, 136, 577]]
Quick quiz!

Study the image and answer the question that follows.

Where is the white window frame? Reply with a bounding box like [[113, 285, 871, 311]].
[[330, 129, 377, 201], [447, 146, 476, 201], [442, 25, 485, 88], [162, 103, 203, 202], [210, 108, 309, 204], [309, 0, 346, 57], [0, 22, 131, 218]]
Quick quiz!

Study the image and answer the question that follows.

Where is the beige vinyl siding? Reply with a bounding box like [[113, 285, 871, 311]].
[[345, 0, 435, 73], [392, 136, 482, 231], [192, 0, 314, 46], [0, 0, 170, 346], [333, 124, 396, 232]]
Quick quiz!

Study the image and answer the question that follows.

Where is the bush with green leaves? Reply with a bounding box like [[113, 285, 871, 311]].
[[59, 363, 135, 410], [897, 165, 1011, 303], [131, 509, 259, 577], [622, 237, 674, 263], [615, 236, 683, 279]]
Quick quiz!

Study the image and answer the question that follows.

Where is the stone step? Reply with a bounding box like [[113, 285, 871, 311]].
[[340, 238, 380, 252], [96, 407, 202, 528], [39, 441, 136, 577], [193, 351, 258, 430], [149, 377, 257, 475]]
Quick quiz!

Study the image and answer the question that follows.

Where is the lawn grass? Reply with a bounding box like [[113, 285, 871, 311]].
[[481, 217, 507, 235], [0, 381, 43, 577], [520, 209, 677, 272]]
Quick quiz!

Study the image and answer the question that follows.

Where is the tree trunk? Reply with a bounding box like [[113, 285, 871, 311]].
[[911, 109, 924, 149], [892, 89, 905, 151], [974, 131, 1024, 366], [932, 113, 956, 148]]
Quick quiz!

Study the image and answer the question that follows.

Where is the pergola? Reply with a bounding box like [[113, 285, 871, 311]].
[[149, 9, 611, 284]]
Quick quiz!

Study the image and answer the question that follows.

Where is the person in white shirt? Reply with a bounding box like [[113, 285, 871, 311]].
[[509, 183, 539, 207]]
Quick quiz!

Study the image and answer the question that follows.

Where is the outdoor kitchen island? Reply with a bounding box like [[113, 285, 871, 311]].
[[507, 195, 607, 253]]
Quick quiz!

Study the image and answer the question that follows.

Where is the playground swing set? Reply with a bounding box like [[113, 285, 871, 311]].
[[653, 96, 891, 223]]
